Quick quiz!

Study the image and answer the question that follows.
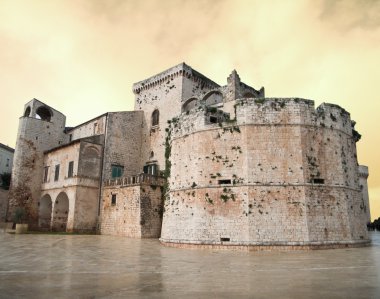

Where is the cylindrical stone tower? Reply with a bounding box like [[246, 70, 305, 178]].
[[160, 98, 370, 249]]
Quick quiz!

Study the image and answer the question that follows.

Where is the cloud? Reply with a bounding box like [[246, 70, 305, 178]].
[[319, 0, 380, 30]]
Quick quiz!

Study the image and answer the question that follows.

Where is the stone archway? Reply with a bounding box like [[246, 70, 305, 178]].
[[202, 90, 223, 106], [182, 97, 198, 113], [38, 194, 52, 230], [52, 192, 69, 232], [35, 105, 52, 121]]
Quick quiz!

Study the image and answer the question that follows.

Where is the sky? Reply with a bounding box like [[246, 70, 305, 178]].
[[0, 0, 379, 220]]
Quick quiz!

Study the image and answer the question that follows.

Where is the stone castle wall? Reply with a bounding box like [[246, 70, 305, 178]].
[[8, 64, 370, 247], [100, 184, 163, 237], [133, 63, 219, 173], [102, 112, 143, 180], [160, 98, 369, 247], [67, 114, 107, 142]]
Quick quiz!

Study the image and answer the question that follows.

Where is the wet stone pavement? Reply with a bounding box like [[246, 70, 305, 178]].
[[0, 232, 380, 299]]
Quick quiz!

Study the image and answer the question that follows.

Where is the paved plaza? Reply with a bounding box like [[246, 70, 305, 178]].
[[0, 231, 379, 298]]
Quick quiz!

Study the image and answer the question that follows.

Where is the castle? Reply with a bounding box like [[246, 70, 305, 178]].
[[7, 63, 371, 249]]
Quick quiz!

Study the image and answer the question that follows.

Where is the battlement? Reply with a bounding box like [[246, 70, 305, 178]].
[[358, 165, 369, 179], [170, 98, 357, 140]]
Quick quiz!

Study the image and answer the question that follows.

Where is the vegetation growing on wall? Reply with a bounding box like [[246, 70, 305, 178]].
[[220, 187, 236, 203], [163, 120, 174, 202]]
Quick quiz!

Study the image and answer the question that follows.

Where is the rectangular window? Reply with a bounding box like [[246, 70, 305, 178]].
[[209, 116, 218, 123], [143, 164, 158, 176], [218, 179, 231, 185], [111, 165, 124, 178], [111, 194, 117, 205], [312, 178, 325, 184], [54, 164, 60, 181], [69, 134, 73, 142], [43, 167, 49, 183], [6, 158, 9, 167], [68, 161, 74, 178], [143, 165, 149, 174]]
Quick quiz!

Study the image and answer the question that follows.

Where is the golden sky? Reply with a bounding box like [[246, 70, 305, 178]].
[[0, 0, 379, 220]]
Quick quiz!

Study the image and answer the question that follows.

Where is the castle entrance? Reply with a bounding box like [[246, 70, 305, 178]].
[[38, 194, 52, 230], [52, 192, 69, 232]]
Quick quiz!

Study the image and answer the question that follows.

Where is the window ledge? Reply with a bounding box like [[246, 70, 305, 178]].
[[151, 125, 159, 132]]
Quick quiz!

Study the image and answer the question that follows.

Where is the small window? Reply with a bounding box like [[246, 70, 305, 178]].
[[209, 116, 218, 123], [54, 165, 60, 181], [6, 158, 9, 167], [152, 109, 159, 126], [111, 165, 124, 178], [43, 167, 49, 183], [312, 178, 325, 184], [111, 194, 117, 205], [143, 164, 158, 176], [68, 161, 74, 178], [218, 179, 231, 185], [69, 134, 73, 142], [220, 237, 230, 242]]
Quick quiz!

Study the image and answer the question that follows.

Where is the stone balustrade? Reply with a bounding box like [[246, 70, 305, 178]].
[[104, 173, 165, 187]]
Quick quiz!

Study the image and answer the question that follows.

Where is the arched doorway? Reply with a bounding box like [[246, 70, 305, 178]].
[[38, 194, 52, 230], [52, 192, 69, 232]]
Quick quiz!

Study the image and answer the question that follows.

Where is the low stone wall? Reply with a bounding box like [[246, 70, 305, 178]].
[[160, 240, 371, 251]]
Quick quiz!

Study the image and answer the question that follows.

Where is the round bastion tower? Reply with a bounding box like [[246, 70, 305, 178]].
[[160, 96, 370, 249]]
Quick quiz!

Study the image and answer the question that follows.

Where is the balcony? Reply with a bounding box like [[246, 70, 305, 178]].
[[104, 173, 166, 188]]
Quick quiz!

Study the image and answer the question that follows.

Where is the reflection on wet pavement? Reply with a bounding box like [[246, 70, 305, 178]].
[[0, 232, 379, 298]]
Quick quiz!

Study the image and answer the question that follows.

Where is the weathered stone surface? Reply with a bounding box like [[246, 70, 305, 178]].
[[160, 97, 369, 247], [0, 189, 8, 222], [7, 63, 370, 249], [100, 184, 163, 237]]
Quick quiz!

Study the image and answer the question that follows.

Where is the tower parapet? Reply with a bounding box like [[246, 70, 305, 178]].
[[358, 165, 370, 223]]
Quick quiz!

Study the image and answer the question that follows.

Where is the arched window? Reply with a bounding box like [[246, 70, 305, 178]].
[[202, 91, 223, 106], [36, 106, 52, 122], [24, 106, 31, 117], [152, 109, 159, 126], [182, 98, 198, 113]]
